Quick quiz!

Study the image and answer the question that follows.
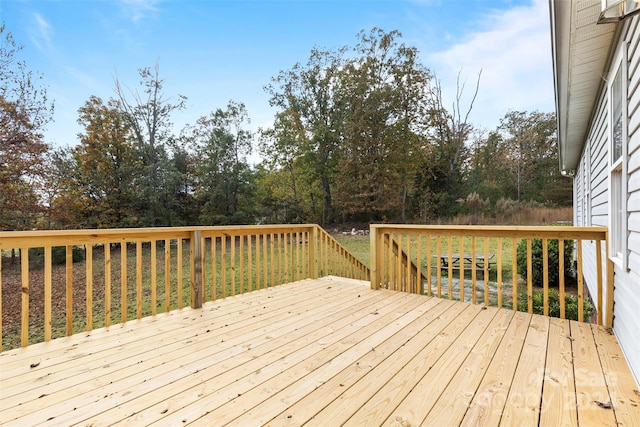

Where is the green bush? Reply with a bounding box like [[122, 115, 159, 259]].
[[28, 246, 85, 265], [516, 238, 573, 287], [517, 288, 593, 321]]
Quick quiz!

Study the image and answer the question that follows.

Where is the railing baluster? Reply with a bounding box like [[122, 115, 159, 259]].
[[177, 238, 183, 309], [595, 239, 603, 325], [471, 236, 477, 305], [151, 240, 157, 315], [543, 239, 549, 317], [558, 239, 567, 319], [459, 236, 464, 302], [44, 246, 52, 342], [21, 248, 29, 347], [121, 242, 127, 322], [248, 234, 254, 292], [231, 235, 236, 296], [512, 238, 517, 312], [190, 231, 203, 309], [526, 238, 533, 313], [271, 233, 276, 285], [263, 233, 268, 286], [67, 245, 74, 335], [105, 244, 112, 325], [484, 237, 490, 307], [221, 235, 227, 297], [426, 235, 432, 296], [577, 239, 584, 322], [86, 244, 93, 330], [136, 241, 142, 319], [435, 236, 442, 297], [447, 235, 453, 300], [164, 239, 170, 312], [240, 235, 245, 294], [497, 238, 503, 308]]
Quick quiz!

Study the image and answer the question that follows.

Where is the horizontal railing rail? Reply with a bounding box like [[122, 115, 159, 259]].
[[0, 224, 369, 351], [370, 225, 613, 327]]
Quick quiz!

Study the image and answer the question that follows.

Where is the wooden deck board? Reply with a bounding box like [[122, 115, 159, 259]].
[[1, 276, 638, 426]]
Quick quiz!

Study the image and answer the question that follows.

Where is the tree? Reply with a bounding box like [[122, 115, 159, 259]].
[[413, 71, 480, 219], [499, 111, 570, 204], [186, 100, 255, 224], [114, 63, 187, 226], [264, 46, 346, 224], [0, 23, 52, 230], [336, 28, 432, 222], [49, 96, 139, 228]]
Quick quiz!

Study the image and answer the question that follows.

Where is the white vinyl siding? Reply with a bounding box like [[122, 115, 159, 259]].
[[574, 17, 640, 385]]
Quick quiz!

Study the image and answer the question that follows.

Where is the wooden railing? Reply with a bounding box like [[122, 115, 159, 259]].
[[370, 225, 613, 327], [0, 225, 369, 351]]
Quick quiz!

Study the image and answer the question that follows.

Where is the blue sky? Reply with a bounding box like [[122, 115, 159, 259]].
[[1, 0, 554, 156]]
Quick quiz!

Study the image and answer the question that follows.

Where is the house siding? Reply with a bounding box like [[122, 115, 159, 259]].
[[576, 17, 640, 384]]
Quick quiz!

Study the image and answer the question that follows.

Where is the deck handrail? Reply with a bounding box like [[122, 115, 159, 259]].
[[370, 224, 613, 328], [0, 224, 368, 351]]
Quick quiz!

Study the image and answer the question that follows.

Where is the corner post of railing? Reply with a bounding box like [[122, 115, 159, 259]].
[[309, 225, 318, 279], [370, 225, 379, 290], [190, 230, 203, 309], [605, 229, 615, 329]]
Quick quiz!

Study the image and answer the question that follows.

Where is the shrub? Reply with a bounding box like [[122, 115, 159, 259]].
[[28, 246, 85, 265], [517, 288, 593, 321], [516, 238, 573, 287]]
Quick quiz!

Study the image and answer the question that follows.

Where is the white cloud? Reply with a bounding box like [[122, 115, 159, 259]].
[[31, 12, 53, 52], [427, 0, 553, 131], [119, 0, 160, 23]]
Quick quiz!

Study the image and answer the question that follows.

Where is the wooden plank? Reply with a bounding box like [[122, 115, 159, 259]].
[[499, 314, 549, 426], [265, 298, 455, 426], [85, 290, 422, 426], [1, 277, 638, 427], [571, 320, 617, 426], [592, 324, 640, 426], [182, 294, 438, 426], [383, 305, 498, 426], [422, 308, 514, 425], [0, 279, 354, 385], [340, 304, 484, 427], [539, 317, 577, 427], [461, 311, 531, 426], [2, 280, 376, 423]]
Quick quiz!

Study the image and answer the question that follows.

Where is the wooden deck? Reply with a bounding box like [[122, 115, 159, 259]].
[[1, 277, 638, 426]]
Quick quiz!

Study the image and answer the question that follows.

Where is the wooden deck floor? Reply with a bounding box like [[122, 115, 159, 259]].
[[1, 276, 639, 426]]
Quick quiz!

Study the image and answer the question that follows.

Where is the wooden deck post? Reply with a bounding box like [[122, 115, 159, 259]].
[[190, 230, 203, 309], [308, 226, 318, 279], [370, 225, 378, 290]]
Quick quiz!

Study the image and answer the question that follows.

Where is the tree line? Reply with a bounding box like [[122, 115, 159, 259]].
[[1, 26, 571, 231]]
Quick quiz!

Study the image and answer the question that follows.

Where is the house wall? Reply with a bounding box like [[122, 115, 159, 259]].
[[575, 17, 640, 385]]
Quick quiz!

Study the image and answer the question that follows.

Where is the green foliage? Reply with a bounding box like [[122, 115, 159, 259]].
[[28, 246, 84, 265], [516, 238, 574, 287], [517, 288, 593, 321]]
